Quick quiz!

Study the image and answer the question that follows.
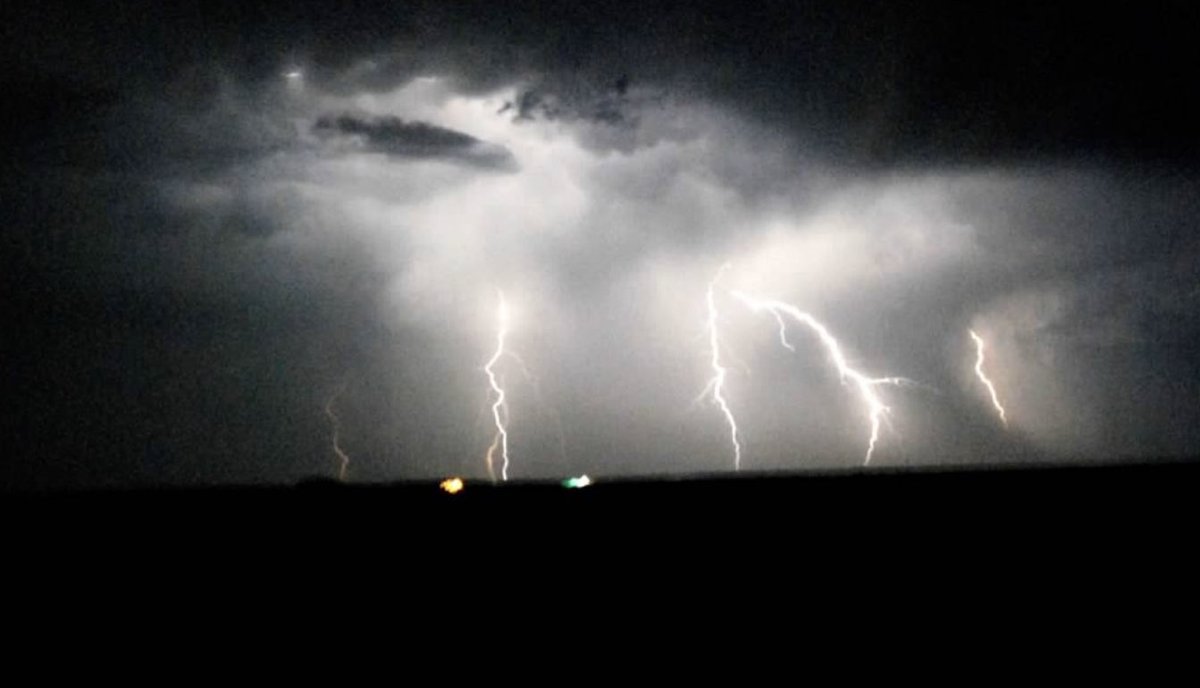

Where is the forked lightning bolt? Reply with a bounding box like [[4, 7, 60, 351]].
[[702, 264, 743, 470], [969, 329, 1008, 427], [323, 382, 351, 481], [484, 292, 512, 481], [733, 291, 909, 465]]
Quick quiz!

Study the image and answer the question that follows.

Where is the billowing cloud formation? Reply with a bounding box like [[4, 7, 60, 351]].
[[4, 2, 1199, 490]]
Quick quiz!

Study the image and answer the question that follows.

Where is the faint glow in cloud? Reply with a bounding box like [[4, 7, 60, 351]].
[[284, 68, 305, 96]]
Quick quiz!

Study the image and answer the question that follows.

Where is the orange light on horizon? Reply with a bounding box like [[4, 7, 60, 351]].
[[440, 477, 465, 494]]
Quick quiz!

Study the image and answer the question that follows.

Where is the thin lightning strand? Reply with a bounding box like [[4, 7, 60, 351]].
[[733, 291, 906, 466], [484, 292, 512, 481], [704, 264, 743, 471], [323, 383, 351, 481], [969, 329, 1008, 427], [771, 310, 795, 352]]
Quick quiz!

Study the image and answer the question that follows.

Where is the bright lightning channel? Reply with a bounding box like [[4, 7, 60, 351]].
[[323, 383, 351, 481], [702, 264, 743, 471], [484, 292, 512, 482], [969, 329, 1008, 427], [732, 291, 909, 466]]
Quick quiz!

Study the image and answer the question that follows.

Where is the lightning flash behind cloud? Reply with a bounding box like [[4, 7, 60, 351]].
[[323, 382, 351, 481], [702, 264, 743, 470], [484, 292, 512, 481], [733, 291, 910, 465], [969, 329, 1008, 427]]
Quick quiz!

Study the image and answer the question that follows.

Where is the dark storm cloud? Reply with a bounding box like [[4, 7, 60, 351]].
[[286, 1, 1200, 166], [313, 113, 516, 169], [500, 77, 632, 125], [9, 1, 1198, 166]]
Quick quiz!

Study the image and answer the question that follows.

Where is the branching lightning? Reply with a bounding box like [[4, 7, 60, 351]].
[[323, 382, 351, 481], [733, 291, 909, 466], [969, 329, 1008, 427], [702, 264, 743, 470], [484, 292, 512, 481], [771, 309, 795, 352]]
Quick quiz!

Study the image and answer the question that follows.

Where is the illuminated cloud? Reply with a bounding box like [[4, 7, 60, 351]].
[[5, 2, 1199, 488]]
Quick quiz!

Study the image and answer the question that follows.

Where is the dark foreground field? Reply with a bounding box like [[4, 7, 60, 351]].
[[8, 460, 1195, 546], [6, 460, 1197, 636]]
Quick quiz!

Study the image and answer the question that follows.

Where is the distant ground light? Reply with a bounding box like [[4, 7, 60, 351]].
[[562, 475, 592, 489], [439, 477, 465, 494]]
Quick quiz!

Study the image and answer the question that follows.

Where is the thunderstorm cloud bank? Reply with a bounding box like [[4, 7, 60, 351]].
[[3, 1, 1199, 488]]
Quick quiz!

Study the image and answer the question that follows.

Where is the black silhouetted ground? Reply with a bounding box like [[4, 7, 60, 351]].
[[6, 460, 1196, 634], [8, 460, 1195, 547]]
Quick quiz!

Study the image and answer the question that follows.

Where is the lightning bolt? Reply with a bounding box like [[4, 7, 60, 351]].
[[969, 329, 1008, 427], [484, 292, 512, 481], [771, 309, 795, 352], [323, 382, 351, 481], [701, 264, 743, 470], [732, 291, 910, 466]]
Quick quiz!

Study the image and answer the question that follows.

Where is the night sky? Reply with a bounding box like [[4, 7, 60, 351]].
[[3, 1, 1199, 490]]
